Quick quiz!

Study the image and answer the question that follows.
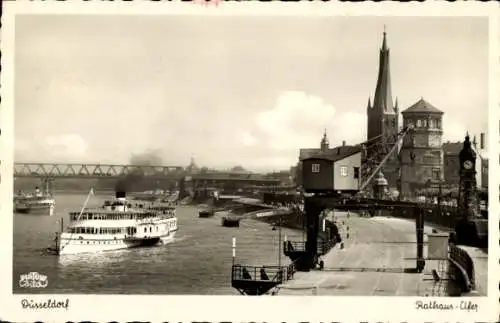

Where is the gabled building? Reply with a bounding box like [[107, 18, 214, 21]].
[[301, 145, 362, 193], [295, 131, 358, 187]]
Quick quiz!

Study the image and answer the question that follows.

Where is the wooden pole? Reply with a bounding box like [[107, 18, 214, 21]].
[[232, 237, 236, 266], [278, 214, 282, 268]]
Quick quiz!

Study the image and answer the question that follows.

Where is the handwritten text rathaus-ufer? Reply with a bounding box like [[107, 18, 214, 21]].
[[416, 300, 478, 312]]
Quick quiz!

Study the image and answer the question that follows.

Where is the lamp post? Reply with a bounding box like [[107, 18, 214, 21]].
[[273, 213, 283, 269]]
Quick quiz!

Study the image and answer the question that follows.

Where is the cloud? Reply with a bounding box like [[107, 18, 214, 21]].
[[244, 91, 366, 153], [252, 91, 337, 150], [45, 134, 88, 157], [129, 149, 164, 165], [16, 133, 88, 162], [240, 133, 257, 147]]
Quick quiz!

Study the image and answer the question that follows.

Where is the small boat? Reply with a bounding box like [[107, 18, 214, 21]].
[[199, 210, 214, 218], [14, 184, 55, 216], [132, 189, 164, 202], [198, 204, 214, 218], [52, 189, 178, 255], [222, 216, 240, 227]]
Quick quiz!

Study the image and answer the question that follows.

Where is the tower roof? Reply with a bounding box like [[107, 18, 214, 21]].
[[401, 98, 443, 115], [320, 129, 330, 151], [372, 29, 396, 115], [460, 133, 476, 160]]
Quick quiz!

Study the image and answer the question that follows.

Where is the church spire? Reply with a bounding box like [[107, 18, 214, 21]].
[[382, 25, 388, 51], [320, 129, 329, 151], [373, 28, 395, 115]]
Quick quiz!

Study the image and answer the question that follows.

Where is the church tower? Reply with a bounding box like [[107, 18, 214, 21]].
[[399, 98, 443, 198], [366, 29, 400, 188]]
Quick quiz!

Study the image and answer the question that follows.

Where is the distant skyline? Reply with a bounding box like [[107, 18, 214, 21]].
[[15, 15, 489, 172]]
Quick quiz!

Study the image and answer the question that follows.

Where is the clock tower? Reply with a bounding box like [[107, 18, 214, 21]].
[[454, 133, 487, 246], [457, 133, 479, 219]]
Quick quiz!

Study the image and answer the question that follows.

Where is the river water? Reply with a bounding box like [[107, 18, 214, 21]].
[[13, 193, 303, 294]]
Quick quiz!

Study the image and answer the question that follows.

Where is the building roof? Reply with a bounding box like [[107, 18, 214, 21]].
[[301, 145, 362, 162], [442, 142, 462, 156], [299, 148, 321, 160], [401, 98, 443, 115]]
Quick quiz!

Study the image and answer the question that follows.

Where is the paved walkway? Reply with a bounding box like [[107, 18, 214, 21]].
[[277, 214, 488, 296]]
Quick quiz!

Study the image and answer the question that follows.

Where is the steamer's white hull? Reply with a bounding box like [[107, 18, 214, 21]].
[[58, 230, 177, 255], [15, 204, 55, 216]]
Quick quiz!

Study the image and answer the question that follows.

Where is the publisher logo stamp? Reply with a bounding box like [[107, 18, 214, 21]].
[[19, 272, 48, 288]]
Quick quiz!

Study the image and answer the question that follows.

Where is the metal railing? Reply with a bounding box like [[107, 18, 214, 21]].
[[449, 244, 475, 291], [283, 239, 336, 256], [231, 263, 295, 284], [283, 241, 306, 253]]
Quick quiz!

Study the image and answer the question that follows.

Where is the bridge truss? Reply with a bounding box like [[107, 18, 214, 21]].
[[14, 163, 184, 179]]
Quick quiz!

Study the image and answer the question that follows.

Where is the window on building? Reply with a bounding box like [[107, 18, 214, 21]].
[[416, 120, 422, 127], [353, 167, 360, 179], [423, 119, 428, 128], [432, 168, 441, 181], [311, 163, 320, 173], [340, 166, 348, 177], [429, 119, 434, 128]]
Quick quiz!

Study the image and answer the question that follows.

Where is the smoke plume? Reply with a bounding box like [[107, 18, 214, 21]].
[[114, 150, 164, 192], [130, 149, 163, 166]]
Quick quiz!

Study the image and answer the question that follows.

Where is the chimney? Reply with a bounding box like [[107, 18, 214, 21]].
[[480, 132, 485, 149], [342, 140, 346, 146]]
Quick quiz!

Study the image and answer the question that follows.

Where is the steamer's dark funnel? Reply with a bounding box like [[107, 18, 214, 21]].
[[115, 179, 129, 194]]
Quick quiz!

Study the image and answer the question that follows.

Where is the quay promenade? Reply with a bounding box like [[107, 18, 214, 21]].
[[276, 213, 487, 296]]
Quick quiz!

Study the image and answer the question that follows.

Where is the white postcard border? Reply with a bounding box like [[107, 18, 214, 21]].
[[1, 1, 499, 322]]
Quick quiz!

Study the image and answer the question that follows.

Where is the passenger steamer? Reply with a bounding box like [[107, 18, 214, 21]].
[[54, 191, 178, 255], [14, 186, 55, 216]]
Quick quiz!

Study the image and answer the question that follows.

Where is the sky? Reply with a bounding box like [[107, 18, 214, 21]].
[[15, 15, 490, 172]]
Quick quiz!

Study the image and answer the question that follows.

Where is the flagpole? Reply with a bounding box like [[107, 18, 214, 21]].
[[57, 187, 93, 254], [76, 187, 94, 220]]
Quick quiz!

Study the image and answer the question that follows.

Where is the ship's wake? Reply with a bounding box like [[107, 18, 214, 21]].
[[173, 234, 190, 243]]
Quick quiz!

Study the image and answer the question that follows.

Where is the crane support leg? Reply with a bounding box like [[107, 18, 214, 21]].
[[305, 198, 322, 270], [414, 207, 425, 273]]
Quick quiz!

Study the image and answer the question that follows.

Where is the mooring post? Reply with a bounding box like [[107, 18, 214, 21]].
[[304, 197, 321, 270], [373, 172, 388, 217], [415, 206, 425, 272]]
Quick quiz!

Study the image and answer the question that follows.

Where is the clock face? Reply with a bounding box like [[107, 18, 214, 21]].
[[463, 160, 473, 170]]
